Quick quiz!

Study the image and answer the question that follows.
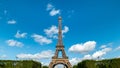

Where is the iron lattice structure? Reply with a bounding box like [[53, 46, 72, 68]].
[[49, 16, 72, 68]]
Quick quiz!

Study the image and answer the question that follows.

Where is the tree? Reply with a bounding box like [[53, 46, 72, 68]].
[[42, 66, 48, 68], [73, 65, 77, 68]]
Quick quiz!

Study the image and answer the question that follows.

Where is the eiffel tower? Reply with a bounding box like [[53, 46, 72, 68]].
[[49, 16, 72, 68]]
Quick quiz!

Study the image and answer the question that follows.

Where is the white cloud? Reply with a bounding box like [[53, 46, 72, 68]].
[[92, 48, 112, 59], [46, 4, 54, 11], [62, 26, 69, 33], [117, 56, 120, 58], [15, 30, 27, 38], [100, 45, 106, 49], [83, 54, 92, 60], [102, 47, 112, 52], [100, 43, 113, 49], [44, 25, 69, 39], [115, 46, 120, 50], [50, 9, 60, 16], [70, 47, 112, 65], [92, 50, 106, 59], [46, 3, 60, 16], [0, 55, 7, 58], [82, 48, 112, 60], [70, 57, 81, 65], [16, 50, 53, 60], [8, 19, 16, 24], [6, 39, 23, 47], [31, 34, 52, 45], [44, 25, 58, 38], [69, 41, 96, 54], [40, 61, 51, 66]]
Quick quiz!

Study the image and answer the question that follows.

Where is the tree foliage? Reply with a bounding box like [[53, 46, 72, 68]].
[[0, 60, 41, 68], [42, 66, 48, 68], [73, 58, 120, 68]]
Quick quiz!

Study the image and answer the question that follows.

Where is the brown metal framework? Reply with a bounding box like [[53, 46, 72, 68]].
[[49, 16, 72, 68]]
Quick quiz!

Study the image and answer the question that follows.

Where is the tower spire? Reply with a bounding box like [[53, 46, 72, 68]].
[[57, 16, 63, 46]]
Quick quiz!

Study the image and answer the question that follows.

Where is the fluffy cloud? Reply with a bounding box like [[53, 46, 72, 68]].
[[31, 34, 52, 45], [46, 4, 54, 11], [6, 39, 23, 47], [115, 46, 120, 50], [0, 55, 7, 58], [44, 25, 69, 39], [70, 57, 81, 65], [50, 9, 60, 16], [16, 50, 53, 60], [46, 3, 60, 16], [81, 47, 112, 60], [92, 48, 112, 59], [15, 30, 27, 38], [70, 47, 112, 65], [118, 56, 120, 58], [83, 54, 92, 60], [44, 25, 58, 38], [100, 45, 106, 49], [69, 41, 96, 54], [7, 19, 16, 24], [62, 26, 69, 33], [92, 51, 106, 59], [69, 44, 112, 66]]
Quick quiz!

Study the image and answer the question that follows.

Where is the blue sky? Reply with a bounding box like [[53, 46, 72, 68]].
[[0, 0, 120, 65]]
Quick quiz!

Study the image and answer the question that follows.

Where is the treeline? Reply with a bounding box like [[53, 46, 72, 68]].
[[0, 60, 48, 68], [1, 58, 120, 68], [73, 58, 120, 68]]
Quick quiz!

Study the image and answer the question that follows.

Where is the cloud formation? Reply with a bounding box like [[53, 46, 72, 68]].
[[69, 41, 96, 54], [31, 34, 52, 45], [115, 46, 120, 50], [46, 4, 54, 11], [82, 54, 92, 60], [44, 25, 58, 38], [62, 26, 69, 33], [46, 3, 60, 16], [7, 19, 16, 24], [15, 30, 27, 38], [100, 45, 106, 49], [70, 47, 112, 65], [50, 9, 60, 16], [16, 50, 53, 60], [70, 57, 81, 65], [82, 47, 112, 60], [92, 48, 112, 59], [0, 55, 7, 58], [6, 39, 23, 47], [44, 25, 69, 39]]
